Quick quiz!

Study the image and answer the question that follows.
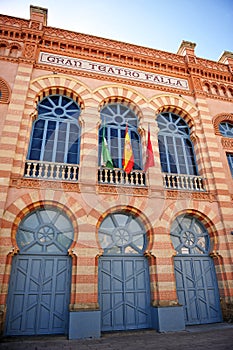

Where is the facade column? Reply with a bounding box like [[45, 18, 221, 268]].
[[149, 227, 185, 332], [78, 104, 99, 186], [177, 41, 233, 319], [68, 218, 101, 339], [0, 62, 33, 331]]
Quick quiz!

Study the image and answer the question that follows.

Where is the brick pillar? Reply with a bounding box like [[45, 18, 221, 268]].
[[0, 62, 33, 332], [192, 96, 233, 315], [78, 105, 99, 186]]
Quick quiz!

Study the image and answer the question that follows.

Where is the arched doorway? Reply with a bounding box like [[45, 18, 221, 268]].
[[98, 212, 151, 331], [171, 214, 222, 325], [5, 207, 74, 336]]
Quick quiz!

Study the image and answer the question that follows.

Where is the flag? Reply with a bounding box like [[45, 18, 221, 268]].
[[101, 126, 113, 169], [123, 125, 134, 174], [144, 124, 155, 171]]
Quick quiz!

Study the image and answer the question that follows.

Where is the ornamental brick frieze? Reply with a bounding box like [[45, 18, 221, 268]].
[[97, 184, 148, 196], [0, 15, 27, 28], [29, 21, 42, 31], [221, 138, 233, 150], [23, 43, 37, 59], [192, 77, 203, 91], [186, 56, 197, 64], [43, 27, 185, 64], [166, 190, 216, 202], [196, 58, 228, 72], [10, 177, 80, 192]]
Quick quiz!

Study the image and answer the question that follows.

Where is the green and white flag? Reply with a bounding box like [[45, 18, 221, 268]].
[[101, 126, 113, 169]]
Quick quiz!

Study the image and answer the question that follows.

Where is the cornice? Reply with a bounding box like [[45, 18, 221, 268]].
[[1, 13, 232, 89], [43, 26, 185, 63], [0, 14, 28, 29]]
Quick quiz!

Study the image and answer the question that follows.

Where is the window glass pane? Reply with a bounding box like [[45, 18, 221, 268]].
[[219, 122, 233, 138], [16, 208, 74, 254], [110, 127, 120, 167], [98, 212, 147, 255], [170, 215, 209, 255], [46, 120, 56, 139], [131, 131, 141, 170], [157, 112, 197, 175], [158, 136, 168, 172], [99, 103, 141, 169], [67, 141, 79, 163], [28, 95, 80, 166], [29, 120, 45, 160], [55, 122, 67, 163]]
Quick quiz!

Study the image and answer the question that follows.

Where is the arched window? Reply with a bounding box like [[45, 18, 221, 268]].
[[98, 103, 142, 170], [0, 78, 10, 104], [228, 87, 233, 98], [219, 121, 233, 138], [157, 112, 198, 175], [28, 95, 81, 164], [98, 212, 147, 255], [16, 207, 74, 254], [226, 153, 233, 177], [212, 84, 219, 95], [203, 83, 211, 94], [170, 214, 209, 255], [9, 45, 19, 58], [220, 86, 227, 97], [0, 43, 7, 56]]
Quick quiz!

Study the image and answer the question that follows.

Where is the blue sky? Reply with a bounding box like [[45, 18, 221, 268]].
[[1, 0, 233, 61]]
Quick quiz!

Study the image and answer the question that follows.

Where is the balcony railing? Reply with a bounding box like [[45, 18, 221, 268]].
[[24, 160, 79, 181], [24, 162, 204, 191], [98, 167, 146, 186], [163, 173, 205, 191]]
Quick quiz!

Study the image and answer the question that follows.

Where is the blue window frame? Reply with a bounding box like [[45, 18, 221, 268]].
[[98, 212, 147, 255], [171, 214, 209, 255], [219, 122, 233, 138], [99, 103, 142, 170], [157, 112, 198, 175], [16, 207, 74, 254], [226, 153, 233, 177], [28, 95, 81, 164]]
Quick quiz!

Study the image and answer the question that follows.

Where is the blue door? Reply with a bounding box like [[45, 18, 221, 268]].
[[5, 207, 74, 336], [171, 214, 222, 325], [174, 257, 222, 325], [98, 212, 151, 332], [5, 255, 71, 335], [99, 256, 151, 331]]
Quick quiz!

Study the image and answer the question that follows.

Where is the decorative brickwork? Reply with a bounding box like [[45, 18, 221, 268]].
[[0, 78, 10, 103], [0, 7, 233, 337]]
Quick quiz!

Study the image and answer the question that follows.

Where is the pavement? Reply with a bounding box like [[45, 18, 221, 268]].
[[0, 323, 233, 350]]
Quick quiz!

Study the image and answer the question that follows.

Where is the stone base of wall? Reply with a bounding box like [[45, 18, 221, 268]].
[[151, 305, 185, 332], [68, 310, 101, 339], [221, 301, 233, 322]]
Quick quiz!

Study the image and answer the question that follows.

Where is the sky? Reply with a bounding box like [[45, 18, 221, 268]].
[[1, 0, 233, 62]]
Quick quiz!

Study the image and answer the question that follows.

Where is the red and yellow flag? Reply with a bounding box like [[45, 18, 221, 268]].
[[123, 125, 134, 174], [144, 124, 155, 171]]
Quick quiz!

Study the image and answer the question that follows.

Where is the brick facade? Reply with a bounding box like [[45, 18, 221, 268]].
[[0, 6, 232, 338]]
